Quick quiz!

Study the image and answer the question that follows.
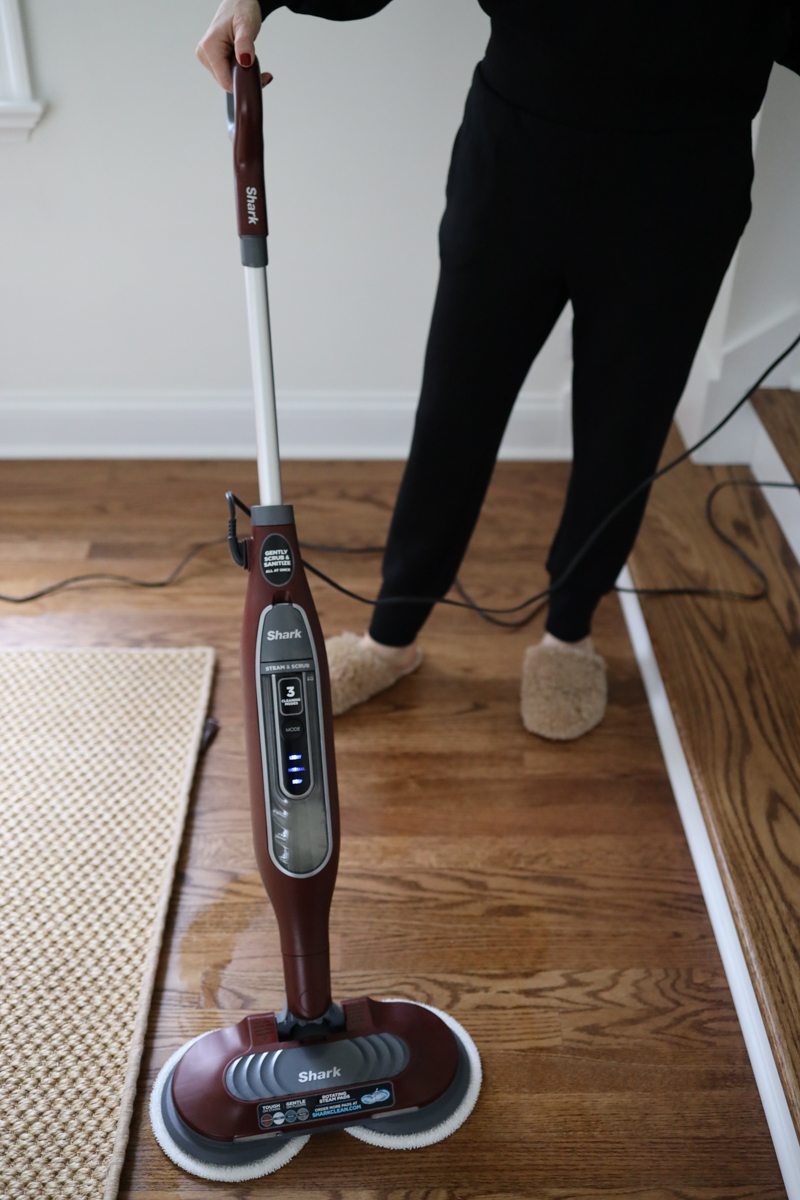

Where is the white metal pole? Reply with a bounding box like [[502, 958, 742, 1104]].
[[244, 265, 283, 506]]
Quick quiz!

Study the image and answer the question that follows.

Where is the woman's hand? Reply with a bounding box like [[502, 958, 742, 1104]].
[[197, 0, 273, 92]]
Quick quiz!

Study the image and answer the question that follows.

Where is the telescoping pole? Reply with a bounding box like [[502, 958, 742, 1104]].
[[231, 59, 282, 507]]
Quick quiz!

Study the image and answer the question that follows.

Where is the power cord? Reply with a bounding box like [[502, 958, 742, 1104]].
[[295, 476, 789, 623], [0, 538, 226, 604], [290, 329, 800, 620], [614, 478, 797, 602], [226, 473, 794, 629], [2, 328, 798, 614]]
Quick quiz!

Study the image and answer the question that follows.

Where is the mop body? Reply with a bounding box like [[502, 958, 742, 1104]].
[[150, 1035, 310, 1183], [150, 56, 481, 1182], [150, 1001, 480, 1179]]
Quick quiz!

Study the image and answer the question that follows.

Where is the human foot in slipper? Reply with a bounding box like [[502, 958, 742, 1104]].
[[326, 632, 422, 716], [520, 632, 607, 740]]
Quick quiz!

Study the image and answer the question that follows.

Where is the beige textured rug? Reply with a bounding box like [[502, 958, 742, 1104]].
[[0, 647, 215, 1200]]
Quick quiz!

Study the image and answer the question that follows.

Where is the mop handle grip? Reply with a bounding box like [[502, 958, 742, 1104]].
[[232, 57, 268, 241]]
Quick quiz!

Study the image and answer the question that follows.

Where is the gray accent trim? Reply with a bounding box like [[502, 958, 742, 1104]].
[[251, 504, 294, 526], [241, 235, 268, 267], [354, 1033, 471, 1135], [259, 602, 311, 661], [225, 1034, 410, 1102], [226, 90, 235, 142], [161, 1064, 302, 1165], [255, 603, 333, 879], [260, 660, 313, 674]]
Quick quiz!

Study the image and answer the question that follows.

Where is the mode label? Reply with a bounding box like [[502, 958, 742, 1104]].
[[257, 1081, 395, 1129], [261, 534, 295, 586]]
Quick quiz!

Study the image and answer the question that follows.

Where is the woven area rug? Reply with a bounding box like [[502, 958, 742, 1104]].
[[0, 647, 215, 1199]]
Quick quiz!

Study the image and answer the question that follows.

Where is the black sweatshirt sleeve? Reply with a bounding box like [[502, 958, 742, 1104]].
[[259, 1, 393, 19], [775, 0, 800, 73]]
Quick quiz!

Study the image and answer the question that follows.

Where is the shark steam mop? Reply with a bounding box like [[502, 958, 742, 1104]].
[[149, 58, 481, 1182]]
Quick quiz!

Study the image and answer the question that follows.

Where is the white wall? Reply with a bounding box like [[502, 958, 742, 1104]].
[[0, 0, 572, 458], [676, 65, 800, 463], [2, 5, 798, 462]]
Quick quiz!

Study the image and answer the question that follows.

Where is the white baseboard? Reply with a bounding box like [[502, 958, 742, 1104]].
[[0, 99, 44, 141], [617, 566, 800, 1199], [617, 404, 800, 1190], [678, 310, 800, 465], [0, 389, 572, 461]]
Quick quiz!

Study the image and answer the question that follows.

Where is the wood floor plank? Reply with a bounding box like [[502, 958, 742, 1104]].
[[752, 387, 800, 485], [0, 458, 785, 1197], [114, 1190, 786, 1200], [629, 425, 800, 1141]]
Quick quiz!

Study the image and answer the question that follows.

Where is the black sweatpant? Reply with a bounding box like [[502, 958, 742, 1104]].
[[369, 68, 754, 647]]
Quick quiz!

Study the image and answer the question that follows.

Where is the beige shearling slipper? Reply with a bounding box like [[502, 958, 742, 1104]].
[[325, 632, 423, 716], [521, 640, 607, 740]]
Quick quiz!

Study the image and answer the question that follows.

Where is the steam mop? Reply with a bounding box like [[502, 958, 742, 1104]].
[[149, 58, 481, 1181]]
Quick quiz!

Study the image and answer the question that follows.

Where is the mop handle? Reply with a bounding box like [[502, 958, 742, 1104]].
[[232, 57, 282, 507]]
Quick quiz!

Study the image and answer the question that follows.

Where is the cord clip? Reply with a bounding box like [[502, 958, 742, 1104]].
[[226, 491, 251, 570]]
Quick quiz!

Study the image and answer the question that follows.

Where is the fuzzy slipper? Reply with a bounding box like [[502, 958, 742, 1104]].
[[325, 633, 423, 716], [521, 641, 607, 741]]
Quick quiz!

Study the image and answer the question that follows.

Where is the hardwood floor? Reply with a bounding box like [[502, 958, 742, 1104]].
[[753, 388, 800, 483], [629, 420, 800, 1143], [0, 459, 785, 1199]]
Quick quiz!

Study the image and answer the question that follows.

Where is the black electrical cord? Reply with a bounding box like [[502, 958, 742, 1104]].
[[0, 538, 226, 604], [296, 477, 793, 619], [2, 329, 799, 614], [295, 328, 800, 618], [452, 580, 549, 629], [299, 326, 800, 619], [613, 478, 792, 602], [300, 541, 386, 554]]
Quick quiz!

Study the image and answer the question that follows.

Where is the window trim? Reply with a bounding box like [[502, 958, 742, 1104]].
[[0, 0, 43, 142]]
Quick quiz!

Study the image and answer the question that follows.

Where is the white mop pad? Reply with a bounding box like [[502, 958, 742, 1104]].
[[150, 1002, 480, 1176], [149, 1034, 310, 1182], [345, 1001, 482, 1149]]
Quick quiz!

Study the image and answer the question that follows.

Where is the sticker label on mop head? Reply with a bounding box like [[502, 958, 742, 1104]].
[[257, 1081, 395, 1129], [261, 534, 294, 586]]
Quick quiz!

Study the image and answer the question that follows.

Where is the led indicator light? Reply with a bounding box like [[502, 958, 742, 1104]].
[[291, 779, 303, 785], [288, 754, 302, 760]]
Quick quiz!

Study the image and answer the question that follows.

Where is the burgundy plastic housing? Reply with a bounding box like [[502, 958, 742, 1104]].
[[171, 998, 460, 1142], [241, 519, 339, 1020], [232, 58, 268, 238]]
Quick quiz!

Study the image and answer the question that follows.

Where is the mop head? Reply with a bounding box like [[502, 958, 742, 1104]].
[[150, 1002, 481, 1178], [149, 1034, 310, 1182], [345, 1001, 482, 1149]]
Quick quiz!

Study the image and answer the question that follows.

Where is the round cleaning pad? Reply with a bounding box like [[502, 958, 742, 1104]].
[[149, 1034, 310, 1182], [345, 1000, 482, 1149]]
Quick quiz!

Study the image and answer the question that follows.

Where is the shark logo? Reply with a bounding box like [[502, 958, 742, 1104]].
[[246, 185, 259, 226], [298, 1067, 342, 1083]]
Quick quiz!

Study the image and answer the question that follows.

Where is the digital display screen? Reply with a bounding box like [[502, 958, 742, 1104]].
[[276, 674, 311, 797]]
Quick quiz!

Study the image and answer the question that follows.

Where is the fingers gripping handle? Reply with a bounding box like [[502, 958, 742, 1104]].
[[231, 55, 281, 504], [232, 57, 268, 266]]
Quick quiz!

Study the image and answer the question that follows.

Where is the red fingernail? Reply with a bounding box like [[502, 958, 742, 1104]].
[[240, 52, 252, 67]]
